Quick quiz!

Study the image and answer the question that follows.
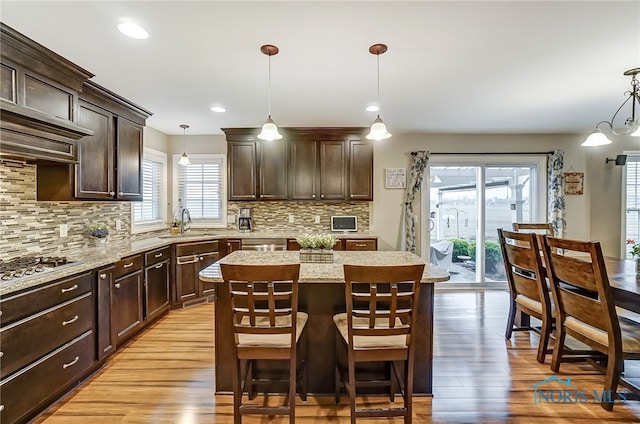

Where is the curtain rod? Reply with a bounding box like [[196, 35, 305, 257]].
[[410, 151, 554, 156]]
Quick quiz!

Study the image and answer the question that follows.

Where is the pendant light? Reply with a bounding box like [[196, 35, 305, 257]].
[[178, 124, 191, 166], [257, 44, 283, 141], [366, 43, 392, 141], [582, 67, 640, 147]]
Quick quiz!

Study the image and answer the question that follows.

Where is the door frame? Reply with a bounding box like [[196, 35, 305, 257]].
[[421, 154, 548, 287]]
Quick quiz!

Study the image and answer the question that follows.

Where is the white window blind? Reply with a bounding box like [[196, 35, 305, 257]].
[[625, 154, 640, 256], [175, 155, 225, 224], [132, 148, 167, 232]]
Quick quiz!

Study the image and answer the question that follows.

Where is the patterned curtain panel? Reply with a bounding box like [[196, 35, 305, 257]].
[[548, 149, 566, 237], [404, 151, 429, 253]]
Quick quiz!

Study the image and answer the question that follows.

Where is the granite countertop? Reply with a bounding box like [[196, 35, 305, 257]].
[[199, 250, 450, 284], [0, 230, 381, 296]]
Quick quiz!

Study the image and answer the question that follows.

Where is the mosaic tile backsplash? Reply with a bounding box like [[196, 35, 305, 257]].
[[0, 162, 131, 260], [1, 162, 370, 260]]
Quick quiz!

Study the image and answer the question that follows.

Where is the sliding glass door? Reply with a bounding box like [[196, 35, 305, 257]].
[[426, 155, 546, 286]]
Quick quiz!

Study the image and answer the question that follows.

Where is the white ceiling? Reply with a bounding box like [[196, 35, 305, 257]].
[[2, 1, 639, 136]]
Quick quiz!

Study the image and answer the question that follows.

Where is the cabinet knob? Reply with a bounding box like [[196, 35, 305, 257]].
[[115, 283, 121, 289], [0, 404, 4, 412], [321, 194, 325, 198], [109, 191, 115, 196], [312, 194, 316, 198], [252, 194, 256, 198], [0, 351, 3, 358], [118, 192, 124, 196], [100, 273, 107, 279]]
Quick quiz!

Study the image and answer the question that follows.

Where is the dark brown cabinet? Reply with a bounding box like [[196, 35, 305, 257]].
[[225, 127, 372, 202], [344, 238, 378, 251], [96, 265, 116, 362], [348, 140, 374, 200], [224, 239, 242, 256], [225, 130, 288, 201], [174, 241, 219, 303], [36, 80, 151, 201], [112, 255, 144, 346], [144, 247, 170, 323], [0, 271, 96, 424]]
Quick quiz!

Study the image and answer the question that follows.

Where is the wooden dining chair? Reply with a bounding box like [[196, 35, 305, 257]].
[[540, 236, 640, 411], [333, 264, 425, 424], [220, 263, 308, 424], [498, 228, 553, 363]]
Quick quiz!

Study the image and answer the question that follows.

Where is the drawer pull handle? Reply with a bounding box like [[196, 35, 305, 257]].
[[63, 356, 80, 369], [118, 192, 124, 196], [123, 262, 134, 268], [62, 315, 79, 326], [99, 273, 107, 279], [115, 283, 121, 289], [0, 405, 3, 412], [154, 253, 163, 258], [61, 284, 78, 293], [155, 263, 164, 269], [0, 351, 3, 358], [355, 243, 367, 247]]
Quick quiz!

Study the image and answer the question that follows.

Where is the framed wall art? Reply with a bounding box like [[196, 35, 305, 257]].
[[564, 172, 584, 195], [385, 168, 406, 189]]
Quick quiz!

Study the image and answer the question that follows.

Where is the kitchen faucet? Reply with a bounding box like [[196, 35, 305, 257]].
[[181, 208, 191, 235]]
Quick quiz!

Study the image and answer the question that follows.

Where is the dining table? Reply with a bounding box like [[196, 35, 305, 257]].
[[603, 257, 640, 314]]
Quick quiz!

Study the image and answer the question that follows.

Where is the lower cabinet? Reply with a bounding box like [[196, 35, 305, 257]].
[[286, 237, 376, 251], [112, 255, 144, 347], [144, 246, 170, 322], [174, 241, 219, 303], [0, 272, 96, 424]]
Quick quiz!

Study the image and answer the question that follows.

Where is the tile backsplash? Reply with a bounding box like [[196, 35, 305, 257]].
[[0, 162, 130, 260], [1, 162, 370, 260]]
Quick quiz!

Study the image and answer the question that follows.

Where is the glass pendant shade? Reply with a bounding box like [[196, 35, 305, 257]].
[[257, 116, 283, 141], [178, 152, 191, 166], [581, 128, 612, 147], [366, 115, 392, 141], [631, 122, 640, 137]]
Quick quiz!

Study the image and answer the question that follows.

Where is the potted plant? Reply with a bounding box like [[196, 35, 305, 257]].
[[631, 243, 640, 273], [87, 223, 109, 247]]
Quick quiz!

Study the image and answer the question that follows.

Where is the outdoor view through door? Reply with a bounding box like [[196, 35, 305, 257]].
[[428, 163, 542, 286]]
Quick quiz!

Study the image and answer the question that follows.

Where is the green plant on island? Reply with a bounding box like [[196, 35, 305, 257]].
[[296, 233, 338, 250], [87, 223, 109, 239]]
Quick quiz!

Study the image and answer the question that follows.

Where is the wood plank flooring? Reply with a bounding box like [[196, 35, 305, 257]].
[[33, 290, 640, 423]]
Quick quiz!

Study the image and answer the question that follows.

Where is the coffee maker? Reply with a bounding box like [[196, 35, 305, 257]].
[[238, 208, 253, 233]]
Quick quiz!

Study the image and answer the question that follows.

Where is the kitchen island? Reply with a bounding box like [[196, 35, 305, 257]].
[[200, 250, 450, 396]]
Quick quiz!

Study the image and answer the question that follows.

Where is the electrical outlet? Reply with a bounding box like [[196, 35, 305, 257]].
[[115, 219, 122, 231], [59, 223, 68, 238], [227, 214, 236, 223], [315, 215, 321, 224], [288, 214, 295, 223]]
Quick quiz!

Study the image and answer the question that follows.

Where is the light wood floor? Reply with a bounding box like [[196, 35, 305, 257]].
[[34, 290, 640, 423]]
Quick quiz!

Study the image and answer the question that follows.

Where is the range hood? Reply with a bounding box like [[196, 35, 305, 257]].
[[0, 23, 94, 164]]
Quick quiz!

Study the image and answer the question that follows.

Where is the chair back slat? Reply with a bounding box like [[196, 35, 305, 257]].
[[221, 263, 300, 340], [540, 236, 621, 348], [344, 264, 424, 343], [498, 229, 548, 306], [513, 222, 554, 235]]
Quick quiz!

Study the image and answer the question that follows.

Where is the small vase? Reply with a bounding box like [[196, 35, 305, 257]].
[[636, 258, 640, 274], [93, 237, 107, 248]]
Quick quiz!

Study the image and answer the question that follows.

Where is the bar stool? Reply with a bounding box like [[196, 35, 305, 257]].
[[333, 263, 424, 424], [220, 263, 307, 424]]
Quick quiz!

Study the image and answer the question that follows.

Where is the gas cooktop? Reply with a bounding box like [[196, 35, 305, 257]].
[[0, 255, 76, 282]]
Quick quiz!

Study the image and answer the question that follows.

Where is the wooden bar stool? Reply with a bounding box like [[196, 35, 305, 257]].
[[220, 263, 307, 424], [333, 264, 424, 424]]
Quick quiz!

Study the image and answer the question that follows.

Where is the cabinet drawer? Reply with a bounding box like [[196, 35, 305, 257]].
[[113, 254, 143, 279], [0, 331, 95, 424], [0, 271, 92, 326], [344, 239, 377, 251], [176, 241, 219, 257], [1, 292, 94, 380], [145, 246, 170, 267]]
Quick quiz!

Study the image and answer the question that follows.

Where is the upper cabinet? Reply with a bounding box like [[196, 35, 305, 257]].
[[224, 127, 373, 202], [0, 23, 94, 163], [37, 81, 151, 201]]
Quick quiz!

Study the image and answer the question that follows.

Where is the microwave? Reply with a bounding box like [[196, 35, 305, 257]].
[[331, 216, 358, 232]]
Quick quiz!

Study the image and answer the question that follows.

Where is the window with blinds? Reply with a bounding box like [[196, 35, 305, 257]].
[[174, 154, 226, 225], [625, 154, 640, 256], [132, 148, 167, 232]]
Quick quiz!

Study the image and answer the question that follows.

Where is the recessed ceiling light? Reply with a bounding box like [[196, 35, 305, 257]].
[[210, 106, 227, 113], [117, 21, 149, 40], [365, 105, 380, 112]]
